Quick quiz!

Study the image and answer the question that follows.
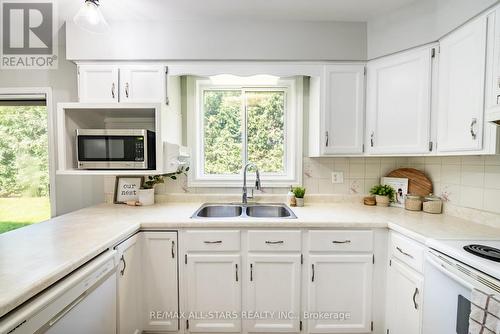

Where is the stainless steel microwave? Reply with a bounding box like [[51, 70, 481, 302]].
[[76, 129, 156, 170]]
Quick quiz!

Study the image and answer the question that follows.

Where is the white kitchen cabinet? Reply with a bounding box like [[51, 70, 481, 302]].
[[366, 46, 434, 154], [323, 65, 365, 155], [437, 15, 488, 152], [246, 254, 302, 333], [386, 258, 423, 334], [115, 233, 142, 334], [141, 232, 179, 332], [307, 254, 373, 333], [77, 65, 119, 103], [77, 64, 168, 104], [185, 254, 241, 333], [308, 64, 365, 156], [120, 65, 167, 103]]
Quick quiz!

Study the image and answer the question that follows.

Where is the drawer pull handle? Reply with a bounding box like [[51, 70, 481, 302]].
[[120, 255, 126, 276], [332, 240, 351, 244], [470, 118, 478, 140], [311, 264, 315, 282], [265, 240, 284, 244], [235, 264, 238, 282], [250, 264, 253, 281], [204, 240, 222, 244], [171, 240, 175, 258], [396, 246, 414, 259], [413, 287, 419, 310]]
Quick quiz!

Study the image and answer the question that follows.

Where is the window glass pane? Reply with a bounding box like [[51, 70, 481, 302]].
[[203, 90, 243, 175], [246, 91, 285, 173], [0, 105, 50, 234]]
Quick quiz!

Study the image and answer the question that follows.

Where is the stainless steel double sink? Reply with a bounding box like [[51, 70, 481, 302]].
[[191, 203, 297, 219]]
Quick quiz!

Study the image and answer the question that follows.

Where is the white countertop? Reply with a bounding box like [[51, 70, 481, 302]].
[[1, 201, 500, 318]]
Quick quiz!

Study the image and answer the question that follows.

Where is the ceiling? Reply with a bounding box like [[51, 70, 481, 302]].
[[64, 0, 417, 22]]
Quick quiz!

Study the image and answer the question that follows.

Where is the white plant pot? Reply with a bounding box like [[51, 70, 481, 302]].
[[295, 198, 304, 207], [139, 188, 155, 206]]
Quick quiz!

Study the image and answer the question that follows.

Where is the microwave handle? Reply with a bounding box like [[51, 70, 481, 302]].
[[425, 253, 475, 290]]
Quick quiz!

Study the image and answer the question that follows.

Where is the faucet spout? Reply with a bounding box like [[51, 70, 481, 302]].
[[242, 162, 261, 204]]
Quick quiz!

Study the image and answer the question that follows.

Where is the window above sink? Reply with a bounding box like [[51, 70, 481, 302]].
[[187, 76, 303, 188]]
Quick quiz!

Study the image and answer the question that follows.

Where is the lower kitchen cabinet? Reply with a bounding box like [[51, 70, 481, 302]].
[[115, 233, 142, 334], [246, 254, 302, 333], [142, 231, 179, 332], [307, 254, 373, 333], [115, 231, 179, 334], [385, 258, 423, 334], [185, 253, 242, 333]]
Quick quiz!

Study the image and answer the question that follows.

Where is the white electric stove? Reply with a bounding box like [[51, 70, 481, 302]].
[[422, 239, 500, 334], [426, 239, 500, 279]]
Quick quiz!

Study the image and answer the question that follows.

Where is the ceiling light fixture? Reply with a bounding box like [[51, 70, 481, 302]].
[[73, 0, 109, 34]]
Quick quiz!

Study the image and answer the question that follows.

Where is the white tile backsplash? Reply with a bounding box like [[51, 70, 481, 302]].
[[103, 155, 500, 214]]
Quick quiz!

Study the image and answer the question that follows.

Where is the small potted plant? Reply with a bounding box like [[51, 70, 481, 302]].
[[369, 184, 395, 207], [139, 166, 189, 206], [292, 186, 306, 207]]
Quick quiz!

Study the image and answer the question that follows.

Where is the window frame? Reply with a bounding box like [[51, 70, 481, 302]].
[[187, 76, 303, 188]]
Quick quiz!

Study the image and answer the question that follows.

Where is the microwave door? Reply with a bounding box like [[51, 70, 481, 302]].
[[422, 252, 475, 334], [77, 135, 146, 169]]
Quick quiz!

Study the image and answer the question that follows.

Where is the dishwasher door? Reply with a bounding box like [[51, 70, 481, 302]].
[[44, 271, 116, 334]]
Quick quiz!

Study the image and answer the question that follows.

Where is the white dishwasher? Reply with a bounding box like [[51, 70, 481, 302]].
[[0, 250, 117, 334]]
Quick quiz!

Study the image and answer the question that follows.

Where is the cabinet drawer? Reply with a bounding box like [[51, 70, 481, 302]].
[[184, 230, 240, 252], [248, 230, 301, 252], [309, 230, 373, 252], [390, 232, 424, 272]]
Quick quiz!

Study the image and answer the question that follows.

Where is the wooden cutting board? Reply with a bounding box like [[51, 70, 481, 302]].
[[386, 168, 433, 196]]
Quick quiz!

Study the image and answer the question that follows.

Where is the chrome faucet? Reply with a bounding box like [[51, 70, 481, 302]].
[[242, 162, 262, 204]]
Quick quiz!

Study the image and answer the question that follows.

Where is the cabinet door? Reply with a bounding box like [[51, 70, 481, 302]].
[[323, 65, 365, 155], [386, 259, 423, 334], [141, 232, 179, 332], [437, 16, 487, 152], [115, 234, 141, 334], [120, 65, 166, 103], [186, 254, 241, 333], [366, 47, 433, 154], [246, 254, 301, 333], [78, 65, 119, 103], [307, 254, 373, 333]]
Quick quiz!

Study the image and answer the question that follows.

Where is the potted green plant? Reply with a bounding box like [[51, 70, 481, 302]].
[[139, 166, 189, 205], [369, 184, 396, 207], [292, 186, 306, 207]]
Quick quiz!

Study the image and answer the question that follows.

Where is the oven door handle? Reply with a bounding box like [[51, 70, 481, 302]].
[[425, 253, 475, 290]]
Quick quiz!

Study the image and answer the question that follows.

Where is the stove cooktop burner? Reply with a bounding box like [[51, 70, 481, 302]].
[[463, 244, 500, 263]]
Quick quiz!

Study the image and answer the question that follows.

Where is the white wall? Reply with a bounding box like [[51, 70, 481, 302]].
[[367, 0, 498, 59], [66, 20, 367, 61], [0, 26, 104, 216]]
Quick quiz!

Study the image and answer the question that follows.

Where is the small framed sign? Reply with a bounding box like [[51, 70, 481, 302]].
[[114, 176, 144, 204], [381, 177, 409, 208]]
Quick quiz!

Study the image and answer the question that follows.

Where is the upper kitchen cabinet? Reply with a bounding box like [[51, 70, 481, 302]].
[[119, 65, 167, 103], [77, 64, 169, 104], [484, 5, 500, 126], [77, 65, 119, 103], [308, 64, 365, 157], [437, 15, 488, 152], [366, 46, 435, 155]]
